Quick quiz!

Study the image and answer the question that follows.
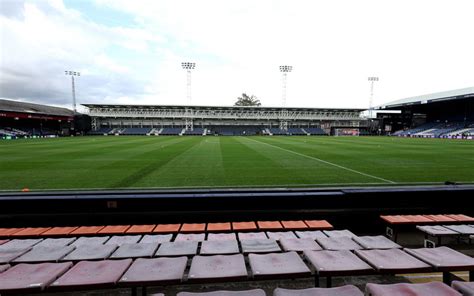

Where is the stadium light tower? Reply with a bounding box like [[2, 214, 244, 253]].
[[181, 62, 196, 104], [280, 65, 292, 107], [65, 70, 80, 113], [368, 76, 379, 118]]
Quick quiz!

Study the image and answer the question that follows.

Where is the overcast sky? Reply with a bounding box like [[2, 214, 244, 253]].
[[1, 0, 473, 111]]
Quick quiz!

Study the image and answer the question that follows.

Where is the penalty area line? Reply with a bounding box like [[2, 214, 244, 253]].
[[243, 137, 396, 184]]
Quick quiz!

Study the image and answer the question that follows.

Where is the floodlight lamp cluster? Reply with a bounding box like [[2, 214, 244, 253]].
[[368, 77, 379, 81], [65, 71, 80, 76], [279, 65, 293, 72], [181, 62, 196, 70]]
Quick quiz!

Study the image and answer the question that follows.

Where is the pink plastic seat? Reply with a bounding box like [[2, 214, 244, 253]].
[[316, 236, 363, 251], [366, 282, 461, 296], [207, 233, 237, 241], [452, 281, 474, 295], [119, 257, 187, 286], [0, 238, 43, 249], [241, 239, 281, 254], [0, 264, 10, 273], [404, 247, 474, 271], [156, 241, 198, 257], [175, 233, 206, 242], [111, 243, 159, 259], [238, 232, 268, 240], [0, 240, 8, 245], [355, 249, 432, 273], [266, 231, 298, 240], [35, 238, 76, 248], [13, 246, 75, 263], [0, 262, 72, 293], [295, 231, 327, 240], [304, 250, 373, 277], [416, 225, 459, 236], [274, 286, 363, 296], [105, 235, 141, 246], [71, 236, 109, 247], [178, 290, 265, 296], [352, 235, 401, 249], [62, 244, 117, 261], [323, 230, 357, 238], [249, 251, 311, 279], [280, 238, 322, 252], [140, 234, 173, 244], [188, 254, 248, 282], [200, 240, 240, 255], [49, 259, 132, 291], [0, 248, 30, 264]]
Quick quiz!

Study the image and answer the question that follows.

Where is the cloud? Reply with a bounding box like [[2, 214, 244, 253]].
[[1, 0, 473, 111]]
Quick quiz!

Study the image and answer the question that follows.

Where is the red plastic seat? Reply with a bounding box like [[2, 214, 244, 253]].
[[153, 224, 181, 233], [404, 215, 436, 224], [181, 223, 206, 233], [0, 262, 72, 293], [232, 222, 258, 231], [257, 221, 283, 230], [380, 215, 411, 224], [70, 226, 104, 235], [249, 251, 311, 279], [49, 259, 132, 291], [9, 227, 51, 237], [304, 220, 333, 230], [281, 221, 308, 230], [207, 222, 232, 232], [98, 225, 130, 234], [188, 254, 248, 282], [0, 228, 24, 237], [274, 286, 363, 296], [423, 215, 457, 222], [42, 227, 78, 236], [366, 282, 461, 296], [119, 257, 187, 286], [445, 214, 474, 222], [126, 225, 156, 234]]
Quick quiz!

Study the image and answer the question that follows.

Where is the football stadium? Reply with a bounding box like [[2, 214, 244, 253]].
[[1, 1, 474, 296]]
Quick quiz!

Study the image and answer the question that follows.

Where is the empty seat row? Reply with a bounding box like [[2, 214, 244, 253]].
[[1, 247, 473, 294], [0, 234, 403, 264], [381, 214, 474, 225], [0, 220, 333, 238]]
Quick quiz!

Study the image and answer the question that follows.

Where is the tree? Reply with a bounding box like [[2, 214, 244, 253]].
[[234, 93, 261, 106]]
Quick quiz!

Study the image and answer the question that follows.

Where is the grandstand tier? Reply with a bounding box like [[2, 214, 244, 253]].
[[83, 104, 365, 136]]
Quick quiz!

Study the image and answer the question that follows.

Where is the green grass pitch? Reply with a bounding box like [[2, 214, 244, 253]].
[[1, 136, 473, 191]]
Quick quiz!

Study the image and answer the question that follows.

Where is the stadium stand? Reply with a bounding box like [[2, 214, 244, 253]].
[[160, 127, 184, 135], [122, 128, 153, 135], [304, 127, 327, 135], [183, 128, 205, 135]]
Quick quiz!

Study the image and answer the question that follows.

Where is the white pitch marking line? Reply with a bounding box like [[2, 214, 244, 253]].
[[244, 137, 397, 184]]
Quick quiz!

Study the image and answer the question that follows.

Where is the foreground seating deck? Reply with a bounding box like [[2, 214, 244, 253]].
[[365, 282, 461, 296], [354, 248, 432, 274]]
